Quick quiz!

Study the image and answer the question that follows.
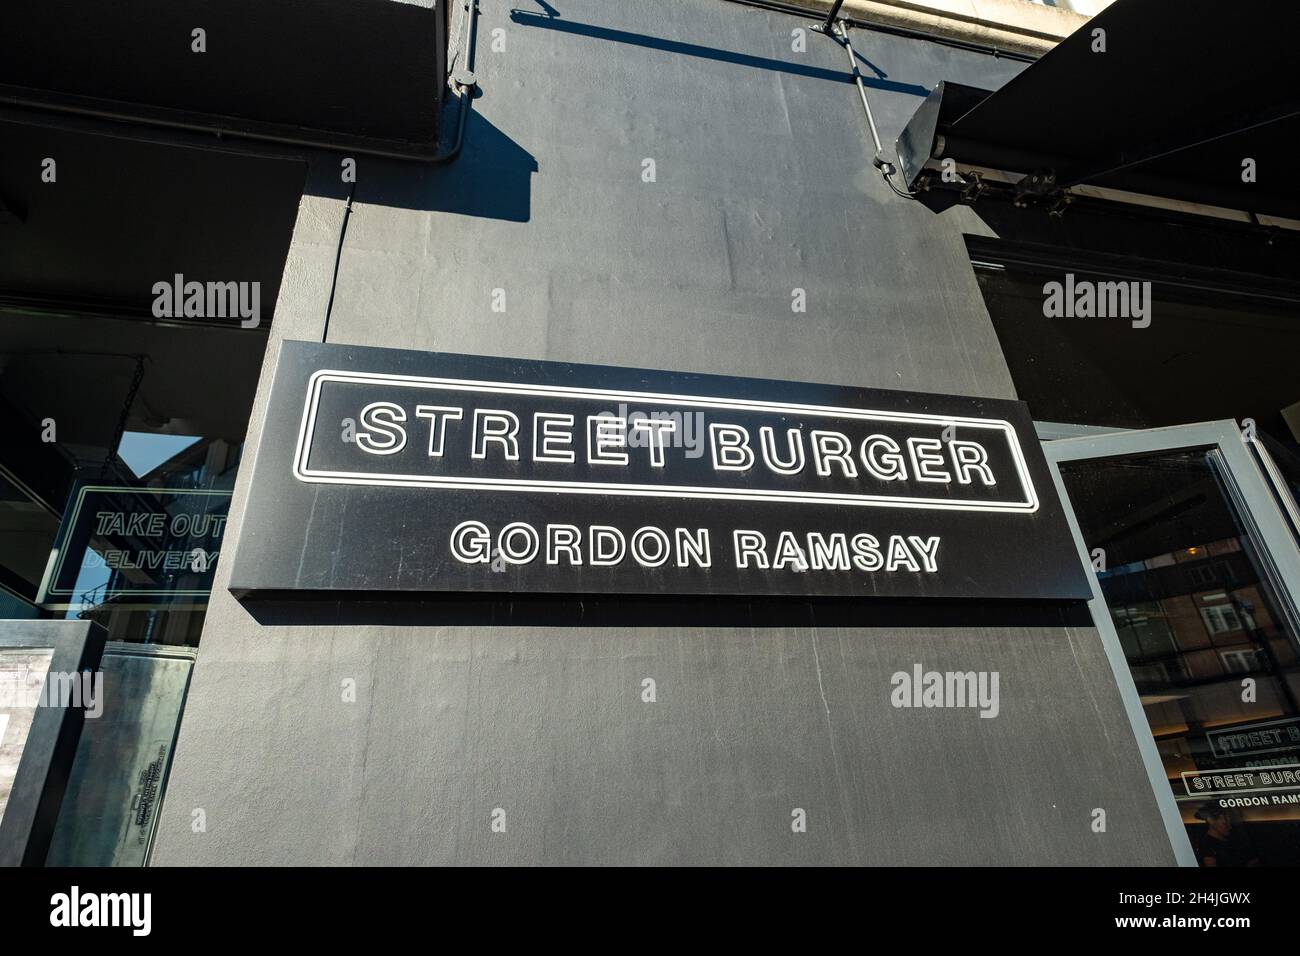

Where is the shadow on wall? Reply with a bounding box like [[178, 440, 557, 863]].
[[509, 7, 931, 97], [293, 0, 943, 221], [234, 592, 1094, 630], [305, 104, 538, 223]]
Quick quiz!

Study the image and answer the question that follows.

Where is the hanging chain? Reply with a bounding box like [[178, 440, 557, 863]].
[[101, 355, 147, 478]]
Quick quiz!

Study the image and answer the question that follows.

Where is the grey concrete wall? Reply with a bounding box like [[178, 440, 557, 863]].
[[151, 0, 1177, 865]]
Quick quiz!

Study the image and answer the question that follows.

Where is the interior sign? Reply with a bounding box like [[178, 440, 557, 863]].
[[229, 341, 1092, 601], [38, 486, 232, 609]]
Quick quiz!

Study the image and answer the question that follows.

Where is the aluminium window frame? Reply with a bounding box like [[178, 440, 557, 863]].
[[1043, 419, 1300, 866]]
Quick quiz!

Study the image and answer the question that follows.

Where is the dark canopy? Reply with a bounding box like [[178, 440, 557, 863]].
[[896, 0, 1300, 220]]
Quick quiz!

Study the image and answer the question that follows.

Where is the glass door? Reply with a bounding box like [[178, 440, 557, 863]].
[[1046, 421, 1300, 867]]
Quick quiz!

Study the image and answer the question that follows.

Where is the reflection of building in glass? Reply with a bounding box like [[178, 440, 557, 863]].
[[1065, 450, 1300, 865]]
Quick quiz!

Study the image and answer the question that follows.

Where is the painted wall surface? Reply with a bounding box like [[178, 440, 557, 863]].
[[151, 0, 1176, 865]]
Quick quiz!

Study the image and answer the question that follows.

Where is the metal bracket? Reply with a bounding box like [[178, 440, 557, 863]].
[[816, 0, 845, 33], [1013, 168, 1057, 206], [1046, 192, 1074, 218]]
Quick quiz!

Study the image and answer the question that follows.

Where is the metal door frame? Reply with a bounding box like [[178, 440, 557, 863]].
[[1043, 419, 1300, 867]]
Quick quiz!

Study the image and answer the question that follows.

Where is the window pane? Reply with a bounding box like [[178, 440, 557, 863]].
[[1061, 449, 1300, 865]]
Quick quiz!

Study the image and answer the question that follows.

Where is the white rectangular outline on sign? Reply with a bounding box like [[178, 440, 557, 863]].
[[1207, 715, 1300, 759], [1182, 763, 1300, 797], [293, 370, 1040, 514]]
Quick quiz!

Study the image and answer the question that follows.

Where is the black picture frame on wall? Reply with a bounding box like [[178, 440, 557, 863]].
[[0, 619, 107, 867]]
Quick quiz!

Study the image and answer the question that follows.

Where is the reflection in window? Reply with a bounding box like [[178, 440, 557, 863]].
[[0, 308, 266, 863], [1062, 449, 1300, 865]]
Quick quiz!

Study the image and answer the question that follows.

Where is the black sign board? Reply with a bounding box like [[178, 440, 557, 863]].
[[229, 341, 1092, 601]]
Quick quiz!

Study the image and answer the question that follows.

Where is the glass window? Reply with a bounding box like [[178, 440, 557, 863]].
[[1061, 448, 1300, 865], [970, 251, 1300, 461], [0, 307, 266, 863]]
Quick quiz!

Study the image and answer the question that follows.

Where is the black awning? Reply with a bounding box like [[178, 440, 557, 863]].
[[895, 0, 1300, 220], [1, 0, 451, 158]]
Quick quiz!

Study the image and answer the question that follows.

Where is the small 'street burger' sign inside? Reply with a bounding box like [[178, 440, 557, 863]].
[[229, 341, 1092, 601]]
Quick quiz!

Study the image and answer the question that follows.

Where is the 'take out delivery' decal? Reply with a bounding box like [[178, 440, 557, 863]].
[[229, 342, 1091, 602]]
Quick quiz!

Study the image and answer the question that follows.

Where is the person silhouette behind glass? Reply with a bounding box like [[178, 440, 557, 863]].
[[1195, 802, 1260, 867]]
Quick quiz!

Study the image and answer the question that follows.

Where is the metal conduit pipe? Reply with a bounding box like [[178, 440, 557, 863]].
[[834, 21, 918, 198]]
